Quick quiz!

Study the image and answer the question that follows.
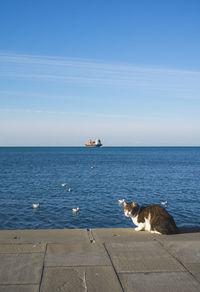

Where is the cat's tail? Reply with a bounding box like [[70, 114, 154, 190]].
[[157, 220, 179, 235], [152, 215, 179, 235]]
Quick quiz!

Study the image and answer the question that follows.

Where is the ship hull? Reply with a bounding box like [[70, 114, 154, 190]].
[[85, 144, 102, 147]]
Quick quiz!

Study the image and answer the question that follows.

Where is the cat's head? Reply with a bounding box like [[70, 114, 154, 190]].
[[123, 201, 139, 217]]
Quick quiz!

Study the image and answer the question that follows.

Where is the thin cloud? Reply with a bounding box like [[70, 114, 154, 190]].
[[0, 107, 130, 119], [0, 90, 87, 101], [1, 52, 200, 93], [0, 106, 197, 123], [1, 52, 199, 74]]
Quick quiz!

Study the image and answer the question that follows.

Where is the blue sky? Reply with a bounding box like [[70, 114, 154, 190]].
[[0, 0, 200, 146]]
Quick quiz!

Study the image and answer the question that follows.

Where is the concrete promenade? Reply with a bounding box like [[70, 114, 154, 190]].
[[0, 228, 200, 292]]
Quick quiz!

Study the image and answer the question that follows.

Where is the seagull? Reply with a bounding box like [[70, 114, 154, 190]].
[[118, 199, 125, 205], [72, 207, 79, 213], [68, 188, 72, 192], [33, 203, 40, 209], [90, 166, 95, 169], [161, 201, 168, 206], [61, 183, 67, 187]]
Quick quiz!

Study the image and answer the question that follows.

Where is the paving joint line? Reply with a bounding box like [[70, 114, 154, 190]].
[[0, 283, 39, 286], [38, 242, 48, 292], [117, 270, 184, 275], [103, 242, 125, 292], [44, 264, 111, 268], [154, 237, 200, 285]]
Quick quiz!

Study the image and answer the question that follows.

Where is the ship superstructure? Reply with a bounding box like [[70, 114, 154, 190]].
[[85, 139, 102, 147]]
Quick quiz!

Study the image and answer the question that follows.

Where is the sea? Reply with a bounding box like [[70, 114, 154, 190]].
[[0, 147, 200, 230]]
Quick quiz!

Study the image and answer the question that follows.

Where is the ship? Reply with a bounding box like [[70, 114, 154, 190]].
[[85, 139, 102, 147]]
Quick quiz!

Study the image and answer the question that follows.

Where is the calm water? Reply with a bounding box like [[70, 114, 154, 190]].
[[0, 147, 200, 230]]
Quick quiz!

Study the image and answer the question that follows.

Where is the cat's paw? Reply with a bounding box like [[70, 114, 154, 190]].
[[135, 227, 140, 231]]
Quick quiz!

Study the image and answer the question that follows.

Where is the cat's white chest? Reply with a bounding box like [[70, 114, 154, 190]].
[[131, 215, 139, 226], [145, 214, 151, 231], [131, 214, 151, 232]]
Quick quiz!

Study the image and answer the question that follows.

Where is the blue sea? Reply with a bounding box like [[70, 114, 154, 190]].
[[0, 147, 200, 230]]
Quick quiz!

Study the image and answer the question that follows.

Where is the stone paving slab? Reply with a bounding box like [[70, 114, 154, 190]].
[[0, 253, 43, 284], [0, 228, 200, 292], [92, 228, 152, 244], [154, 231, 200, 242], [161, 241, 200, 263], [0, 285, 39, 292], [119, 272, 200, 292], [105, 241, 184, 273], [0, 229, 88, 244], [186, 263, 200, 282], [0, 244, 45, 253], [112, 256, 184, 273], [45, 242, 110, 267], [40, 266, 123, 292], [106, 241, 173, 258]]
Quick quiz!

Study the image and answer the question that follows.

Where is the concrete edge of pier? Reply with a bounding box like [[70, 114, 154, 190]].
[[0, 227, 200, 292]]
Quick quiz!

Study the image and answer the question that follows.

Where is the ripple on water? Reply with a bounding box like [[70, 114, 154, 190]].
[[0, 147, 200, 229]]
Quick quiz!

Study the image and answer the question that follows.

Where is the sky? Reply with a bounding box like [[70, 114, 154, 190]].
[[0, 0, 200, 146]]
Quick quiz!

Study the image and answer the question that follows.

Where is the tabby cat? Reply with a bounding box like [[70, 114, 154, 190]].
[[124, 201, 179, 235]]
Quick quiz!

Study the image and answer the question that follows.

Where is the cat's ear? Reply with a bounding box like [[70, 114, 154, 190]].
[[123, 201, 127, 207], [131, 202, 137, 207]]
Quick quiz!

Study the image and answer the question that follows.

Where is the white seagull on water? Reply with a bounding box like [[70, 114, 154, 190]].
[[72, 207, 79, 213], [118, 199, 125, 205], [32, 203, 40, 209]]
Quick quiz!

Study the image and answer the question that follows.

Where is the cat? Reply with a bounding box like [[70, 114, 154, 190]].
[[124, 201, 179, 234]]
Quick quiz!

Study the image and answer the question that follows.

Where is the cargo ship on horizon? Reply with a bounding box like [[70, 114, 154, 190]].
[[85, 139, 102, 147]]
